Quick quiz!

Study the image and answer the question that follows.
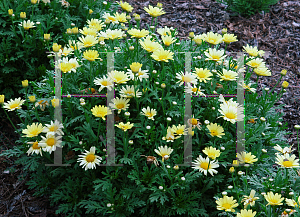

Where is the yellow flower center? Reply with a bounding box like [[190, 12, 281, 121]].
[[211, 55, 220, 60], [46, 138, 56, 146], [10, 103, 19, 109], [283, 160, 292, 167], [146, 112, 153, 117], [192, 87, 198, 92], [176, 129, 184, 134], [222, 203, 231, 209], [101, 81, 108, 86], [86, 154, 95, 162], [251, 62, 259, 67], [225, 112, 235, 119], [197, 72, 205, 78], [201, 162, 209, 170], [116, 104, 124, 109], [210, 130, 218, 136], [32, 141, 39, 149], [31, 129, 39, 136], [159, 54, 167, 60], [190, 118, 198, 125], [49, 126, 55, 131], [96, 111, 106, 117]]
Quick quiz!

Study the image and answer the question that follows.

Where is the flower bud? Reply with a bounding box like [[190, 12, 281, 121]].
[[181, 177, 185, 181], [176, 42, 180, 46], [173, 165, 179, 170], [264, 87, 269, 91], [107, 203, 111, 207], [71, 27, 78, 34], [222, 191, 227, 196], [228, 185, 233, 189], [0, 95, 5, 104], [28, 95, 36, 103], [159, 186, 163, 190], [212, 107, 215, 110], [294, 125, 300, 130], [71, 23, 75, 27], [280, 69, 287, 76], [161, 83, 166, 89], [152, 70, 157, 74], [261, 192, 266, 196], [8, 9, 13, 16], [260, 117, 266, 122], [134, 15, 141, 21], [221, 28, 227, 34], [172, 101, 177, 105], [262, 149, 267, 153], [282, 81, 289, 89], [157, 3, 163, 8], [166, 165, 170, 168], [229, 167, 235, 173], [20, 12, 26, 19], [22, 80, 28, 87], [261, 132, 265, 137], [204, 120, 210, 125], [51, 98, 59, 108], [220, 146, 225, 151], [166, 117, 171, 122], [52, 43, 61, 52], [189, 32, 195, 39], [278, 122, 282, 126], [128, 140, 133, 144], [238, 171, 244, 176], [269, 178, 274, 182], [103, 1, 107, 5], [89, 9, 93, 14], [289, 192, 294, 196], [129, 46, 134, 51], [44, 34, 51, 40]]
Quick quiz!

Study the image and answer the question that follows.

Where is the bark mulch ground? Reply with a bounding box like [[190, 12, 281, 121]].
[[1, 0, 299, 216]]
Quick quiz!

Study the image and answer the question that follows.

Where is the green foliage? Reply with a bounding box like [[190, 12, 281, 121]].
[[217, 0, 279, 17]]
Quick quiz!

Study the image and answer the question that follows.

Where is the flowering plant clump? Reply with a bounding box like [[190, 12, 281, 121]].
[[1, 1, 299, 217]]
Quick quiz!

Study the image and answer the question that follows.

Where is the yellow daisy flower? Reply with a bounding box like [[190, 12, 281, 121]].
[[78, 35, 98, 48], [193, 34, 206, 45], [115, 122, 134, 132], [79, 27, 98, 37], [246, 58, 265, 68], [109, 97, 130, 114], [114, 12, 127, 23], [162, 126, 180, 142], [139, 36, 162, 52], [285, 197, 300, 207], [216, 195, 239, 212], [154, 145, 173, 162], [141, 106, 157, 120], [151, 48, 174, 62], [218, 69, 238, 81], [222, 33, 238, 44], [207, 123, 225, 138], [102, 12, 118, 24], [253, 66, 272, 76], [99, 29, 124, 40], [42, 119, 64, 136], [157, 26, 173, 36], [118, 1, 133, 13], [237, 209, 256, 217], [264, 192, 284, 206], [127, 28, 149, 39], [193, 68, 213, 83], [205, 32, 223, 45], [171, 124, 187, 137], [237, 151, 258, 164], [275, 153, 300, 168], [91, 105, 112, 120], [204, 48, 226, 62], [243, 44, 259, 57], [87, 19, 104, 31], [3, 97, 25, 111], [144, 5, 166, 17], [83, 50, 100, 61], [108, 70, 129, 84], [202, 146, 221, 160], [161, 35, 176, 47]]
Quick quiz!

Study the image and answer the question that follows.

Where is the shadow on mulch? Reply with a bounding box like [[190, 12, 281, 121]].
[[0, 109, 65, 217]]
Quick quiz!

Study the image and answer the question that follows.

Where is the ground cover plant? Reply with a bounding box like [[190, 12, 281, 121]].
[[1, 0, 300, 216]]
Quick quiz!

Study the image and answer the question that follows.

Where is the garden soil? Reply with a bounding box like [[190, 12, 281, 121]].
[[1, 0, 300, 216]]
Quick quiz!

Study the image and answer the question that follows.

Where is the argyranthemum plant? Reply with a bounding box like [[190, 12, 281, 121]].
[[192, 155, 219, 176], [154, 145, 173, 162], [22, 123, 45, 137], [216, 195, 238, 212], [3, 97, 25, 111]]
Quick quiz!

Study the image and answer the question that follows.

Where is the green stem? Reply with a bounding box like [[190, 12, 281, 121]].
[[90, 61, 93, 89], [16, 110, 24, 125], [269, 75, 283, 94], [134, 75, 139, 112], [2, 106, 22, 137]]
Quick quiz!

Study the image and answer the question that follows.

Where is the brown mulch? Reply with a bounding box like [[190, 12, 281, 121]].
[[1, 0, 300, 216]]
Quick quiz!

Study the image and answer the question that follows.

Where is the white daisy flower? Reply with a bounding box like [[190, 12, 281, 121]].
[[192, 155, 219, 176], [42, 119, 64, 136], [26, 141, 43, 156], [77, 146, 102, 170], [39, 134, 62, 154]]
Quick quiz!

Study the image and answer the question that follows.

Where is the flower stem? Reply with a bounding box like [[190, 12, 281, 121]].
[[2, 107, 21, 137], [269, 75, 283, 94], [96, 119, 101, 145]]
